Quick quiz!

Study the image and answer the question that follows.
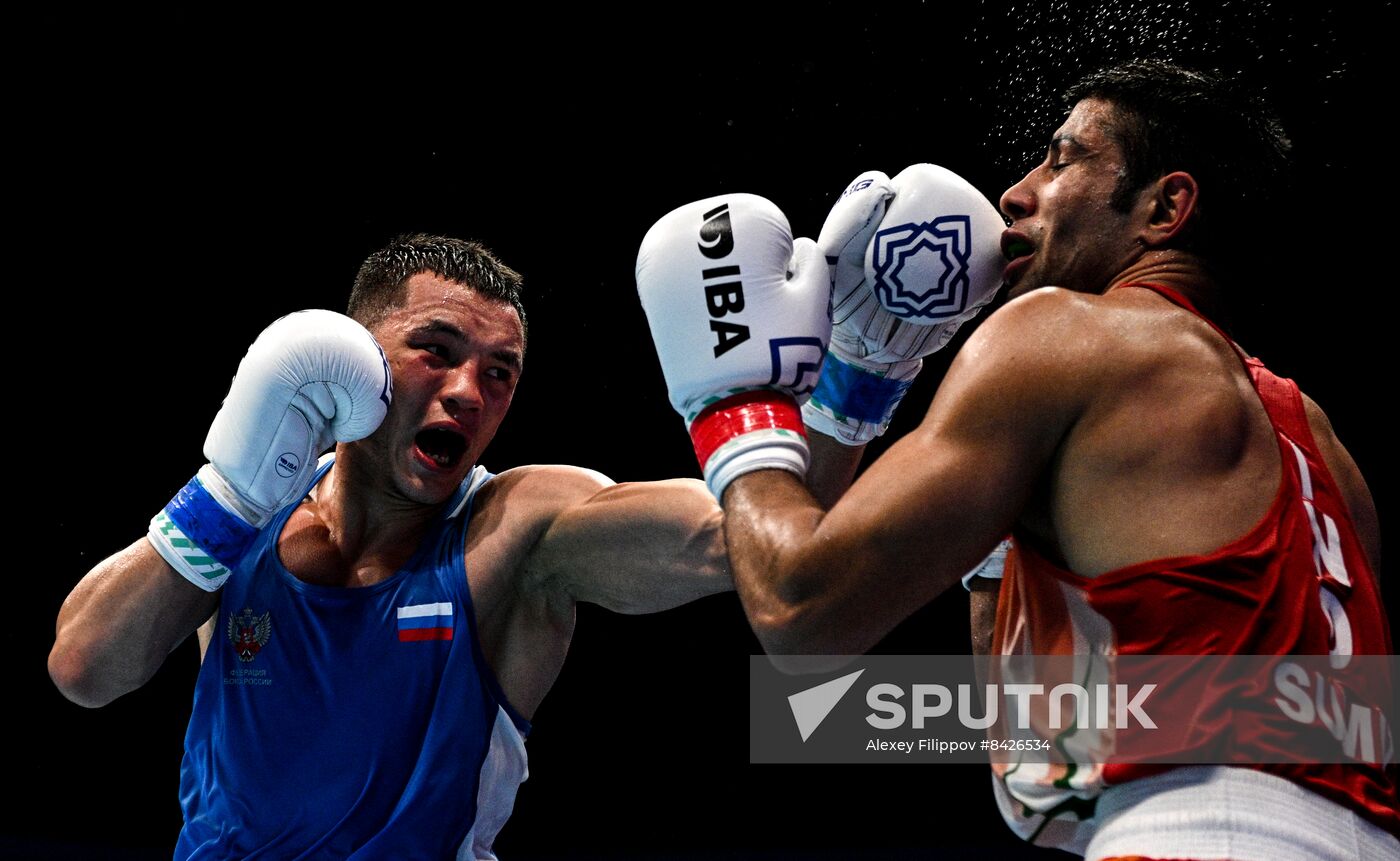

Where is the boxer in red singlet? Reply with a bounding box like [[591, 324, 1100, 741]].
[[704, 60, 1397, 859]]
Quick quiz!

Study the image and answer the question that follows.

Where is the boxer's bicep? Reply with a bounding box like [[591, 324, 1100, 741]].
[[50, 538, 220, 707], [528, 473, 730, 614], [766, 405, 1047, 656]]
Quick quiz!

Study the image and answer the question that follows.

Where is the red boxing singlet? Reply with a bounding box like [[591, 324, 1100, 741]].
[[989, 283, 1397, 852]]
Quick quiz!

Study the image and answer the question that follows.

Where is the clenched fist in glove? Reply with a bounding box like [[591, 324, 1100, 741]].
[[637, 194, 830, 500], [805, 164, 1005, 445]]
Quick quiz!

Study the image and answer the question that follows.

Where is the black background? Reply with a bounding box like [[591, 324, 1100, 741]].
[[14, 3, 1392, 858]]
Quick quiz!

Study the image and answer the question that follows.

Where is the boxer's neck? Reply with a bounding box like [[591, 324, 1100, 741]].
[[1105, 252, 1225, 323], [306, 449, 444, 571]]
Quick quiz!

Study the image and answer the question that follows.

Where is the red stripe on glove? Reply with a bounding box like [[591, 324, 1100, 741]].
[[689, 391, 805, 470]]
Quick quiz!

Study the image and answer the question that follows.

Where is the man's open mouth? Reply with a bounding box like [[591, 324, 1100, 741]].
[[1002, 236, 1034, 262], [415, 427, 467, 470]]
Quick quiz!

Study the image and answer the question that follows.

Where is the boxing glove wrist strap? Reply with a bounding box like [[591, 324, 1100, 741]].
[[689, 390, 809, 500], [147, 466, 262, 593], [804, 350, 921, 445]]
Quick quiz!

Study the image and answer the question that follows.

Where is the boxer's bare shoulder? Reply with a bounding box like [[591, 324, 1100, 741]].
[[973, 284, 1285, 575]]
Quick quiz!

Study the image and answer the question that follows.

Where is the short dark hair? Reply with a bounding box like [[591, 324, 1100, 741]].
[[1064, 60, 1292, 279], [348, 233, 527, 346]]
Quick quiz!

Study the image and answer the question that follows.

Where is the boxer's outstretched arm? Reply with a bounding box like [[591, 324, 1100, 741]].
[[725, 292, 1087, 663], [520, 469, 730, 614], [515, 467, 733, 616], [50, 541, 219, 707]]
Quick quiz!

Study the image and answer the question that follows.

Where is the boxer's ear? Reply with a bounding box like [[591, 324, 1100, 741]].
[[1139, 171, 1199, 247]]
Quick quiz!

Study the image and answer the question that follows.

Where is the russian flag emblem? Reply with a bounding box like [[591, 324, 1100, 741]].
[[397, 602, 454, 642]]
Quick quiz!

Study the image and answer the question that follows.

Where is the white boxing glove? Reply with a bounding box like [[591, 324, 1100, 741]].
[[636, 194, 830, 499], [149, 310, 392, 591], [805, 164, 1005, 444]]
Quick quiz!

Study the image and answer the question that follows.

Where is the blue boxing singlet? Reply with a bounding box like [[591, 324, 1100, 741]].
[[175, 461, 530, 860]]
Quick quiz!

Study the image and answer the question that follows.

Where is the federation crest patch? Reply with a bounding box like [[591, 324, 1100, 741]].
[[227, 607, 272, 662], [870, 215, 974, 321]]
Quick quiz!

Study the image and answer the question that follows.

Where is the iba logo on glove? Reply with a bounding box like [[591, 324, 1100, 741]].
[[275, 453, 301, 478], [695, 203, 824, 395], [871, 216, 976, 321], [697, 203, 750, 358]]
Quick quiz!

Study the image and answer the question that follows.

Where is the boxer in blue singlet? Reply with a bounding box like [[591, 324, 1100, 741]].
[[50, 235, 731, 859]]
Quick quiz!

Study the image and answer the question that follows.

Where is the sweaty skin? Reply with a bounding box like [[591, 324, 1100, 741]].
[[724, 99, 1380, 666], [52, 273, 730, 718]]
